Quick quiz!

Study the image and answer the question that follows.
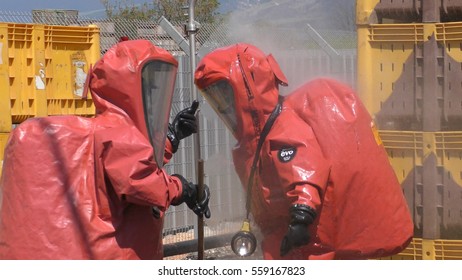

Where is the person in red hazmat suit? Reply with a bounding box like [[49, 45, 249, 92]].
[[194, 43, 413, 260], [0, 39, 211, 260]]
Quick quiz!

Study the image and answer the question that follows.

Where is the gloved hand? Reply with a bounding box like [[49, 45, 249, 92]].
[[167, 100, 199, 153], [280, 204, 317, 257], [172, 174, 211, 219]]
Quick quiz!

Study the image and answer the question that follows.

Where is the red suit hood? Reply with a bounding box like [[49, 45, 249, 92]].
[[195, 43, 288, 146], [89, 40, 178, 140]]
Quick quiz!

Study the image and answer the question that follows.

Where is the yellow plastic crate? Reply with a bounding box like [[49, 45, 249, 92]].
[[0, 23, 100, 132], [380, 130, 462, 240], [356, 23, 425, 130], [380, 130, 462, 194], [433, 239, 462, 260], [356, 0, 462, 25], [0, 132, 10, 176], [380, 238, 462, 260], [357, 22, 462, 131]]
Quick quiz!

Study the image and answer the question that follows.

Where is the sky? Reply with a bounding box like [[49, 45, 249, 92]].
[[0, 0, 111, 16], [0, 0, 235, 17], [0, 0, 163, 17]]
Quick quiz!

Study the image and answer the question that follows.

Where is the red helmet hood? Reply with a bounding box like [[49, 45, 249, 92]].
[[89, 40, 178, 140], [195, 43, 288, 142]]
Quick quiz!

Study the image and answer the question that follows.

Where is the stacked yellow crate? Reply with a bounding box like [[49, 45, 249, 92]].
[[0, 22, 100, 174], [357, 0, 462, 259]]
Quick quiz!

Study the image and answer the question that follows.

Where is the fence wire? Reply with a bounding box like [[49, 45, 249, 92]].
[[0, 9, 357, 259]]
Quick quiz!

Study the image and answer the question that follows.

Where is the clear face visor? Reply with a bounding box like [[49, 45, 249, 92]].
[[200, 80, 237, 135], [142, 60, 177, 167]]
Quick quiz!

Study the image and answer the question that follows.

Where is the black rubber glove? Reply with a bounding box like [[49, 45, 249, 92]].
[[171, 174, 211, 219], [280, 204, 317, 257], [167, 100, 199, 153]]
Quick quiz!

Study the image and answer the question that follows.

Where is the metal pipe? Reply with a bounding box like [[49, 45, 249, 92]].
[[183, 0, 199, 162], [187, 0, 198, 105], [197, 159, 205, 259], [186, 0, 205, 260], [186, 0, 200, 183]]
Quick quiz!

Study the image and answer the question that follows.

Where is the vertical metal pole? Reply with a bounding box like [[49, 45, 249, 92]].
[[186, 0, 204, 259], [187, 0, 198, 106], [197, 159, 205, 260]]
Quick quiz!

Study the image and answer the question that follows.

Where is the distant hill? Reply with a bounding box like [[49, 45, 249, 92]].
[[74, 0, 356, 31], [220, 0, 356, 31]]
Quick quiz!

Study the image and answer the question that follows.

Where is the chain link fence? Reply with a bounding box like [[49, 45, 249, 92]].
[[0, 9, 357, 259]]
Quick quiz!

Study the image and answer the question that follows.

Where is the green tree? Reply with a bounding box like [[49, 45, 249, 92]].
[[156, 0, 219, 23], [100, 0, 219, 23], [101, 0, 157, 20]]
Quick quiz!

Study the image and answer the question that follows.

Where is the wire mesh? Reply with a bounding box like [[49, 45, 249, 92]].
[[0, 9, 358, 259]]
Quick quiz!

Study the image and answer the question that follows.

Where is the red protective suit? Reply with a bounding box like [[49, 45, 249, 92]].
[[195, 43, 413, 260], [0, 40, 184, 259]]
